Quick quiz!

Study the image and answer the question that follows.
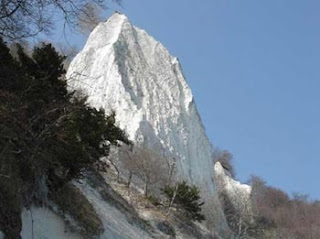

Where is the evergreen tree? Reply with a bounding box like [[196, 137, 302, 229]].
[[162, 181, 205, 222], [0, 39, 129, 238], [0, 38, 22, 91]]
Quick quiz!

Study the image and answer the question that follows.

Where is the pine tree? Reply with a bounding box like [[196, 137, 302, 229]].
[[162, 181, 205, 222]]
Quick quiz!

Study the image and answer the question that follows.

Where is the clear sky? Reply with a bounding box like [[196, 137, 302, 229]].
[[51, 0, 320, 199]]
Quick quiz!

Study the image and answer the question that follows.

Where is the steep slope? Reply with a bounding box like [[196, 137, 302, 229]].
[[68, 11, 215, 198], [214, 162, 253, 234], [67, 12, 229, 234], [20, 169, 219, 239]]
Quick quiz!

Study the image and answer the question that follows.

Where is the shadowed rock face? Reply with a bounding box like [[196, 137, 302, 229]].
[[67, 12, 228, 233]]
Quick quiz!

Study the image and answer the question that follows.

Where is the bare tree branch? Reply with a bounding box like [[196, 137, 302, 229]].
[[0, 0, 121, 40]]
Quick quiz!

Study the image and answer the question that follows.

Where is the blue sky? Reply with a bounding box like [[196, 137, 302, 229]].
[[51, 0, 320, 199]]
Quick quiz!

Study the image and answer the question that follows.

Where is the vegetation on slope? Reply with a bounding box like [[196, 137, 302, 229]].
[[0, 39, 129, 238], [162, 181, 205, 222], [249, 176, 320, 239], [216, 156, 320, 239]]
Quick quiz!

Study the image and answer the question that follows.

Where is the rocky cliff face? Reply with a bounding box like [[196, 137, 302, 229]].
[[65, 12, 231, 236], [19, 169, 220, 239], [214, 162, 251, 199], [214, 162, 253, 234], [67, 12, 216, 202]]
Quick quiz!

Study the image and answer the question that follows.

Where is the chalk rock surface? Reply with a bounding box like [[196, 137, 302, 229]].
[[67, 12, 216, 196]]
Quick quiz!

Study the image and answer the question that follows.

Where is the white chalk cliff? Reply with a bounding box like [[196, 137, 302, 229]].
[[214, 162, 251, 200], [67, 13, 216, 198], [214, 161, 253, 227], [66, 12, 233, 237]]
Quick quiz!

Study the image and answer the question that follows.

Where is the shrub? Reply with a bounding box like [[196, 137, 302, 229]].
[[162, 181, 205, 222], [147, 195, 161, 206]]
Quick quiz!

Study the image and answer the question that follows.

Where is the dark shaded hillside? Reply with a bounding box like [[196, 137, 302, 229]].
[[0, 39, 129, 238]]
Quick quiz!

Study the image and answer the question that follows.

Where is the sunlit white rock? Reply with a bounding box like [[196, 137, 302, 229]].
[[67, 12, 216, 196], [214, 161, 253, 227], [214, 161, 251, 198], [67, 13, 230, 234]]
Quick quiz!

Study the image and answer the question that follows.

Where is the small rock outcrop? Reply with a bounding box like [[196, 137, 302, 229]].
[[214, 162, 253, 236]]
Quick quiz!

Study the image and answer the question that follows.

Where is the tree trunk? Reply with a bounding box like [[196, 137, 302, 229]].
[[166, 184, 178, 217], [144, 176, 149, 196], [127, 171, 132, 188], [109, 160, 120, 183]]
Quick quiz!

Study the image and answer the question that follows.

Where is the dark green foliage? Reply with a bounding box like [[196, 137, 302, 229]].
[[147, 194, 161, 206], [162, 181, 205, 222], [0, 39, 129, 237], [16, 43, 69, 116], [0, 38, 22, 92]]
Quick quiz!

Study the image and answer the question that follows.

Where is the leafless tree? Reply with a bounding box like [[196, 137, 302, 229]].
[[165, 183, 178, 217], [56, 42, 79, 69], [0, 0, 122, 40], [76, 2, 103, 35], [249, 175, 320, 239], [116, 144, 135, 188], [118, 145, 168, 196], [161, 148, 176, 186], [107, 146, 123, 183]]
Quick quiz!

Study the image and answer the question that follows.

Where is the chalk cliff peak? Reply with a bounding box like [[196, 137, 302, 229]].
[[67, 12, 215, 195]]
